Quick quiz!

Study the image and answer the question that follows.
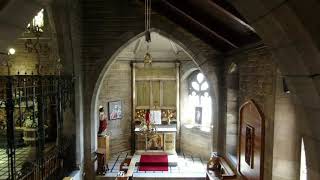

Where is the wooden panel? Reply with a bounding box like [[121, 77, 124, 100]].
[[162, 81, 176, 106], [239, 100, 264, 180], [98, 135, 110, 160], [164, 133, 175, 152], [135, 134, 146, 150], [152, 81, 160, 107], [136, 81, 150, 106], [136, 68, 176, 79]]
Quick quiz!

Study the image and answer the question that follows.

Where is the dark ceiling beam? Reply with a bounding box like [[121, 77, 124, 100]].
[[158, 0, 238, 49], [207, 0, 255, 32]]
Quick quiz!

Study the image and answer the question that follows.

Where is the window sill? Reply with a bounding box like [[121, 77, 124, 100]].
[[182, 124, 213, 134]]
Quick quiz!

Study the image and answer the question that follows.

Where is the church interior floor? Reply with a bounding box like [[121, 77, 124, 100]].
[[101, 151, 208, 179], [0, 143, 56, 180], [0, 147, 32, 179]]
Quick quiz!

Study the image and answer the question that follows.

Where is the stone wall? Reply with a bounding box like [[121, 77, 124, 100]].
[[225, 49, 309, 180], [225, 65, 239, 164], [224, 46, 277, 179], [272, 71, 300, 180], [228, 1, 320, 178], [50, 0, 84, 169], [180, 126, 213, 159], [179, 61, 214, 159], [97, 61, 132, 155]]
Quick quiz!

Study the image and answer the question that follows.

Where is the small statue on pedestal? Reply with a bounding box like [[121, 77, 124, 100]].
[[98, 105, 108, 136]]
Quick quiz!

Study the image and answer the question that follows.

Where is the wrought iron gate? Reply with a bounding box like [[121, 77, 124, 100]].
[[0, 75, 74, 180]]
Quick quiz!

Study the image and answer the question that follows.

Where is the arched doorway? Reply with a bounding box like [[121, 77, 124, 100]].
[[87, 29, 221, 178]]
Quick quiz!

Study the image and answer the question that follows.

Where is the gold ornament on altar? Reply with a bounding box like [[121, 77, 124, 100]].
[[137, 109, 158, 151], [135, 109, 146, 125], [137, 119, 157, 137], [162, 109, 176, 124]]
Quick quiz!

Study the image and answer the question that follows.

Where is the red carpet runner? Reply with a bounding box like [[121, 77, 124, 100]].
[[139, 154, 168, 171]]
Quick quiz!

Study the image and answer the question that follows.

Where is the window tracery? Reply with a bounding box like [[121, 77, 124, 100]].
[[187, 71, 212, 129]]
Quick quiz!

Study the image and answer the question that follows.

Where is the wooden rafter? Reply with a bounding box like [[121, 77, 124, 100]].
[[207, 0, 255, 32], [159, 0, 238, 49]]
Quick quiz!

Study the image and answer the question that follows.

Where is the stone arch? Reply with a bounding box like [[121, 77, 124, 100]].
[[80, 1, 320, 179], [90, 28, 221, 152], [180, 66, 198, 81]]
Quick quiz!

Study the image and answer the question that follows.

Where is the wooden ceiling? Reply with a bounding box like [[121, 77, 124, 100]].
[[147, 0, 261, 52], [0, 0, 10, 11]]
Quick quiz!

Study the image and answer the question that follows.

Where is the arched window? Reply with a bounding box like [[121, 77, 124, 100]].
[[187, 71, 212, 130], [300, 138, 307, 180]]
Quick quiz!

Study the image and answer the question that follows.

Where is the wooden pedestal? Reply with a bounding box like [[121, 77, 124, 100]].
[[98, 135, 110, 160], [97, 135, 110, 175]]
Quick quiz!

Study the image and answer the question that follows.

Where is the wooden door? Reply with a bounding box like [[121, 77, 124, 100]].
[[238, 100, 264, 180]]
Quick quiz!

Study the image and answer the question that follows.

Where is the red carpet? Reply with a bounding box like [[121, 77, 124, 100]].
[[139, 154, 168, 171]]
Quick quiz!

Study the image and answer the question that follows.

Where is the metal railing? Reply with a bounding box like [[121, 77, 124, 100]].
[[0, 75, 74, 180]]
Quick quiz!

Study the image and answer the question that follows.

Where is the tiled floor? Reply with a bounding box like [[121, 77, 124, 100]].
[[103, 151, 207, 179], [0, 147, 35, 180]]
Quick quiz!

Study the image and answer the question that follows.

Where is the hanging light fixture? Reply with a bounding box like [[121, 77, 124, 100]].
[[27, 9, 44, 36], [25, 9, 46, 75], [144, 0, 152, 66]]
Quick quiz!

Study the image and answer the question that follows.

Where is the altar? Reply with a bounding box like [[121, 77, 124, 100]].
[[134, 125, 176, 154]]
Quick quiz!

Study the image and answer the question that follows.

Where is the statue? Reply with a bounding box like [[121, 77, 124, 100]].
[[98, 106, 108, 135]]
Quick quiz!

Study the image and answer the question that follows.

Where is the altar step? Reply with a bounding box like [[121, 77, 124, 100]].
[[132, 172, 205, 179], [97, 174, 204, 180], [98, 151, 207, 180]]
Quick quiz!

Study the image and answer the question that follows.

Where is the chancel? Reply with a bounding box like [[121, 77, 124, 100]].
[[0, 0, 320, 180]]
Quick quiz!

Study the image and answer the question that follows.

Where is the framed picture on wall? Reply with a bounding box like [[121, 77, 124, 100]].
[[108, 100, 122, 120], [195, 107, 202, 124]]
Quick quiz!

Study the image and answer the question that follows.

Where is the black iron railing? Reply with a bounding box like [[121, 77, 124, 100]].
[[0, 75, 74, 180]]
